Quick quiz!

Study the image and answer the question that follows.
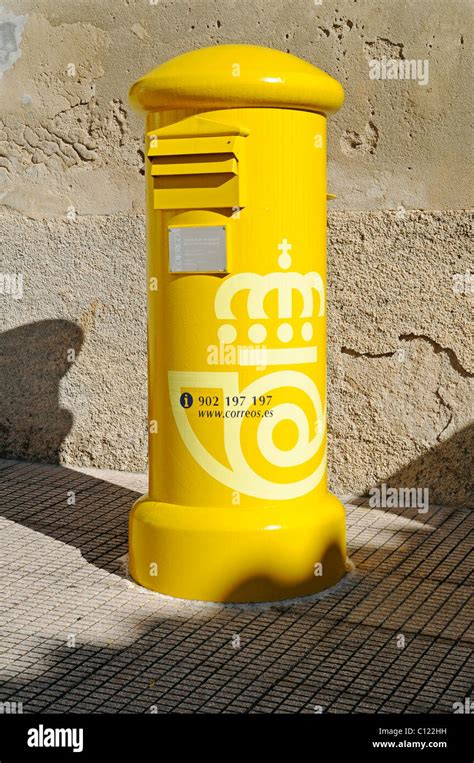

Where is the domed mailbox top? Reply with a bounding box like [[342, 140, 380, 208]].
[[129, 44, 344, 116]]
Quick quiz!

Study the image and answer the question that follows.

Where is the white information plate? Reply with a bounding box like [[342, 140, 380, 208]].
[[168, 226, 227, 273]]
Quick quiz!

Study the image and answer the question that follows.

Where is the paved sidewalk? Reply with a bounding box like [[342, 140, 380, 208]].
[[0, 459, 472, 714]]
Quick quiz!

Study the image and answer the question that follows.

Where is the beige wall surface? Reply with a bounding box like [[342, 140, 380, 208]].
[[0, 0, 472, 505]]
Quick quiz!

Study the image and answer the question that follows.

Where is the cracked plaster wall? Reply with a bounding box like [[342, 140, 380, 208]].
[[0, 0, 472, 505]]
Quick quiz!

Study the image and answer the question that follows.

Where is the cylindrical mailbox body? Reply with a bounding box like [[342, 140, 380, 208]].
[[129, 45, 346, 602]]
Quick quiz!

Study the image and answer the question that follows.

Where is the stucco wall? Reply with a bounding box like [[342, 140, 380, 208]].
[[0, 0, 472, 505]]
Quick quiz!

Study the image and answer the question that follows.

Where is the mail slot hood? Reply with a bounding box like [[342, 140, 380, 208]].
[[147, 115, 248, 210]]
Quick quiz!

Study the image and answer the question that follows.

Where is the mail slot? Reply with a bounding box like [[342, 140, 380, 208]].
[[128, 44, 346, 602]]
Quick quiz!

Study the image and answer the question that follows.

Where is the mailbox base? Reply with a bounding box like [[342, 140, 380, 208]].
[[128, 495, 346, 603]]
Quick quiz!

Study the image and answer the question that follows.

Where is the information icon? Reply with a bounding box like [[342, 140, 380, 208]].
[[180, 392, 194, 409]]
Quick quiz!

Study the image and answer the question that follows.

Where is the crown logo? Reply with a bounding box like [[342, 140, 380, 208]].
[[214, 239, 324, 366]]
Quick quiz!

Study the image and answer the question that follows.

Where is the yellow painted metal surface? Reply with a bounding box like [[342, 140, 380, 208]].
[[129, 44, 344, 115], [128, 45, 346, 602]]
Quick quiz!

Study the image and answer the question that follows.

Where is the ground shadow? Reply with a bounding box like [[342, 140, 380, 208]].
[[0, 460, 139, 576]]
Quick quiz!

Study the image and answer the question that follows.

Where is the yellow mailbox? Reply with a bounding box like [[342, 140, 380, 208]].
[[128, 44, 345, 602]]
